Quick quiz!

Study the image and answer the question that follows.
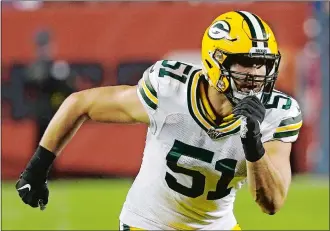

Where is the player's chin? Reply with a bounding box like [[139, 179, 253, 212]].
[[233, 88, 263, 101]]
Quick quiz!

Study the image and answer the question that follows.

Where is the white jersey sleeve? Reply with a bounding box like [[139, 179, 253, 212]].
[[137, 59, 199, 133], [261, 91, 303, 143], [136, 61, 160, 115]]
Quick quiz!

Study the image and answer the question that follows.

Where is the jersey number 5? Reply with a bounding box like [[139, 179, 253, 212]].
[[165, 140, 237, 200]]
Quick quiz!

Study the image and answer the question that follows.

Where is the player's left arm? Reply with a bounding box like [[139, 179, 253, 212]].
[[246, 140, 292, 215], [233, 95, 302, 215]]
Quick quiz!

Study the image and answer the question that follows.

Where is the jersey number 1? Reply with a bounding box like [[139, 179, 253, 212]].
[[165, 140, 237, 200]]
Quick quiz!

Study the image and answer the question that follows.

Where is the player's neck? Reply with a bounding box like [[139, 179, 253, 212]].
[[206, 83, 233, 120]]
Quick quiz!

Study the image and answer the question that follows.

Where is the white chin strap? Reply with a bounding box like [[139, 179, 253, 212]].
[[229, 78, 263, 100]]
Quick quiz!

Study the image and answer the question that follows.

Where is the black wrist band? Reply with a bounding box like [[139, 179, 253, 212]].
[[22, 145, 56, 182], [241, 133, 265, 162]]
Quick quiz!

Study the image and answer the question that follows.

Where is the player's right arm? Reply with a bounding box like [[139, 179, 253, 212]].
[[15, 60, 163, 209], [40, 85, 149, 154], [15, 85, 150, 209]]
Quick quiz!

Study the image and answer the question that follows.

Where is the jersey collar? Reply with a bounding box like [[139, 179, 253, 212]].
[[187, 71, 241, 140]]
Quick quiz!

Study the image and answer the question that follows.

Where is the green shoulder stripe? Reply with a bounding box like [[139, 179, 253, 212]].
[[138, 85, 157, 110], [144, 74, 157, 98], [273, 130, 300, 139]]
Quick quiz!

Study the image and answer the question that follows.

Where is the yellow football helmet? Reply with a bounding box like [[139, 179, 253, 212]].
[[201, 10, 281, 105]]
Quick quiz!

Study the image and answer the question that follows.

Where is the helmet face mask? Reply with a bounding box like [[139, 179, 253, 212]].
[[201, 11, 281, 106], [218, 51, 281, 104]]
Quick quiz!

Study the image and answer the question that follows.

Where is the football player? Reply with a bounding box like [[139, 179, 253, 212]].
[[16, 11, 302, 230]]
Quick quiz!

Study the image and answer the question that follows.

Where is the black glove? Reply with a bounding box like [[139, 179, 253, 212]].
[[15, 174, 49, 209], [15, 146, 56, 210], [232, 95, 266, 162]]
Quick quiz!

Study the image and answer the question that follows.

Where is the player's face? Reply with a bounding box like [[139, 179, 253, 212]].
[[230, 63, 267, 93]]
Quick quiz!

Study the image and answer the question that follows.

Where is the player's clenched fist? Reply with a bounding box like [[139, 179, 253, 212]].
[[233, 95, 266, 136], [233, 95, 266, 162], [15, 146, 56, 210], [16, 175, 49, 209]]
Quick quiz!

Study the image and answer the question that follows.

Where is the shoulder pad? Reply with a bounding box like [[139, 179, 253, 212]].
[[261, 91, 303, 143]]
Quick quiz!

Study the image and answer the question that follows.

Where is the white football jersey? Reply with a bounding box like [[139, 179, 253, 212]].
[[119, 60, 302, 230]]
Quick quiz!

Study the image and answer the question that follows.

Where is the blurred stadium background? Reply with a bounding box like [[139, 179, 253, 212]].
[[1, 1, 329, 230]]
